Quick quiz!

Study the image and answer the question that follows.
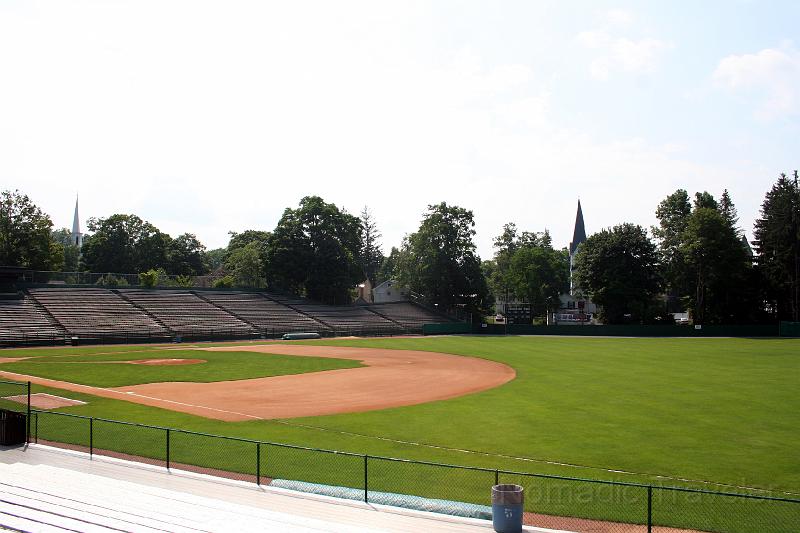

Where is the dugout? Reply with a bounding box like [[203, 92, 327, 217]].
[[0, 409, 27, 445]]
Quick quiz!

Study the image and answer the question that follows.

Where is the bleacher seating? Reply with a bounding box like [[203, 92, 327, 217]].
[[119, 290, 255, 337], [1, 287, 459, 346], [0, 296, 64, 345], [28, 288, 170, 339], [363, 302, 452, 331], [288, 302, 402, 334], [201, 292, 328, 334]]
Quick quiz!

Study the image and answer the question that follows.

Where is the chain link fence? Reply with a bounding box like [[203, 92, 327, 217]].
[[0, 380, 29, 414], [28, 409, 800, 532]]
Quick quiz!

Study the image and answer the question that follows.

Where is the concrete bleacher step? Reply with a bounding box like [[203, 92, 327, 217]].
[[112, 289, 174, 334], [0, 460, 373, 533], [191, 291, 260, 332], [359, 306, 408, 331], [259, 293, 332, 331], [22, 291, 68, 336]]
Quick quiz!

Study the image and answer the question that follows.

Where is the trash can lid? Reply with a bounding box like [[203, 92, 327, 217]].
[[492, 484, 524, 505]]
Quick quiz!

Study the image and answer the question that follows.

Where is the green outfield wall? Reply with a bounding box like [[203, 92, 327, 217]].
[[423, 323, 781, 337]]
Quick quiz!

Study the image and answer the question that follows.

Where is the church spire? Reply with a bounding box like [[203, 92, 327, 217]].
[[569, 200, 586, 295], [71, 195, 82, 248], [569, 200, 586, 256]]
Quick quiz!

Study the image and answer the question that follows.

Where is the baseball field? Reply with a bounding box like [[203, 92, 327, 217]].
[[1, 336, 798, 530]]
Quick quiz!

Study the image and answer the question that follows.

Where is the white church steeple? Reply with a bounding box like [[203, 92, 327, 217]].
[[71, 195, 82, 248]]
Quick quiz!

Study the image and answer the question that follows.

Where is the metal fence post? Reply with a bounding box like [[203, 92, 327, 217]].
[[166, 428, 171, 469], [26, 381, 31, 444], [89, 418, 93, 456], [256, 442, 261, 485], [34, 412, 39, 443], [647, 485, 652, 533], [495, 469, 499, 486], [364, 455, 369, 503]]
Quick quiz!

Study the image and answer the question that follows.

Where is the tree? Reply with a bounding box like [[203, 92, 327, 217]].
[[225, 230, 271, 260], [167, 233, 208, 276], [653, 189, 692, 309], [694, 191, 718, 210], [574, 223, 662, 324], [655, 188, 758, 323], [206, 248, 226, 272], [395, 202, 489, 315], [507, 240, 569, 318], [0, 190, 63, 270], [265, 196, 362, 304], [377, 246, 400, 284], [359, 206, 383, 287], [51, 228, 81, 272], [81, 214, 170, 273], [753, 172, 800, 321], [487, 223, 520, 302], [719, 189, 740, 234], [226, 241, 265, 287], [488, 224, 568, 319], [681, 206, 752, 324]]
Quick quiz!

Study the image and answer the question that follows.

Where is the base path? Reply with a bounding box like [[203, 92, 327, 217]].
[[0, 345, 515, 421]]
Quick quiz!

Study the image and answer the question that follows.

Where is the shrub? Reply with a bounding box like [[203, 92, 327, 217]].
[[212, 275, 235, 288]]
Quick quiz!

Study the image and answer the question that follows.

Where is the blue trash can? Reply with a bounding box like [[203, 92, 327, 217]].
[[492, 484, 524, 533]]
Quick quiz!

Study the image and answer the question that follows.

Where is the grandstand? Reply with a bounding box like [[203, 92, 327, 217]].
[[0, 287, 457, 347]]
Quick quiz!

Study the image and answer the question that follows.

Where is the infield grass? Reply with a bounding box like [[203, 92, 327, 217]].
[[2, 336, 799, 531], [0, 344, 361, 386]]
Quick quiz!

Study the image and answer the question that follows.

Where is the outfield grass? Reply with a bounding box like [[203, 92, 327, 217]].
[[0, 344, 361, 386], [2, 336, 799, 531]]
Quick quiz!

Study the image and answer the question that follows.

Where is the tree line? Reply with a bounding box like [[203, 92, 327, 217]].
[[1, 170, 797, 322]]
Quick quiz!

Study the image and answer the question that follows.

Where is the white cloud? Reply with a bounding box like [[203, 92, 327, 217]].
[[605, 9, 635, 27], [712, 44, 800, 120], [577, 30, 671, 80]]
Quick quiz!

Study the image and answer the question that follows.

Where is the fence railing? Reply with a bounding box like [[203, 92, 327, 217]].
[[26, 409, 800, 533], [20, 270, 223, 288], [0, 380, 30, 415], [0, 324, 415, 348]]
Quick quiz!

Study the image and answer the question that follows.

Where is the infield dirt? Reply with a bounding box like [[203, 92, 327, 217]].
[[0, 344, 515, 421]]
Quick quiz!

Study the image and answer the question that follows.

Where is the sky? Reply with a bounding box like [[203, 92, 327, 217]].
[[1, 0, 798, 259]]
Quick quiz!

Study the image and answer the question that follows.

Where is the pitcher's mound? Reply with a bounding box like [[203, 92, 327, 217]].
[[128, 359, 205, 366]]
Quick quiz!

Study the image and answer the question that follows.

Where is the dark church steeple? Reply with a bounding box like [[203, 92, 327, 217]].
[[569, 200, 586, 256], [569, 200, 586, 294]]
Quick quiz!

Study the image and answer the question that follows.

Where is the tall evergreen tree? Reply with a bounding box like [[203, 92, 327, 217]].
[[653, 189, 692, 309], [719, 189, 740, 235], [753, 172, 800, 321], [359, 206, 383, 287]]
